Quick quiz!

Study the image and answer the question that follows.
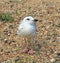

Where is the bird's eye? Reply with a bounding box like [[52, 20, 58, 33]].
[[27, 18, 30, 20]]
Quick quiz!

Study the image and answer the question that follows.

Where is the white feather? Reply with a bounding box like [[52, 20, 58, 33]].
[[17, 16, 37, 36]]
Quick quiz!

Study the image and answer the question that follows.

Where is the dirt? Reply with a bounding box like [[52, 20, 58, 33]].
[[0, 0, 60, 63]]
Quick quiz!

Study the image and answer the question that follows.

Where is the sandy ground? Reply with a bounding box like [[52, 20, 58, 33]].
[[0, 0, 60, 63]]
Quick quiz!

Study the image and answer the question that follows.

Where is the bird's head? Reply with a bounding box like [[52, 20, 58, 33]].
[[23, 16, 38, 23]]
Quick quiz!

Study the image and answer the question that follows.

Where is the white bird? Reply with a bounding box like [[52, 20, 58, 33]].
[[17, 16, 38, 54]]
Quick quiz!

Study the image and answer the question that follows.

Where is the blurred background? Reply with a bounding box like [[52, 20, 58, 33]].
[[0, 0, 60, 63]]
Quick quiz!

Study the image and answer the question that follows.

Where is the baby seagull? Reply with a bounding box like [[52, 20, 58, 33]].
[[17, 16, 38, 54]]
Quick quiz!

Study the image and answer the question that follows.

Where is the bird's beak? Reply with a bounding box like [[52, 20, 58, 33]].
[[33, 19, 38, 22]]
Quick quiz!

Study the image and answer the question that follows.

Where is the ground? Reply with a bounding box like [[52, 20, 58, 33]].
[[0, 0, 60, 63]]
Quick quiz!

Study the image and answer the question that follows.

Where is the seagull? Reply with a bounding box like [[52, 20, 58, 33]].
[[17, 16, 38, 54]]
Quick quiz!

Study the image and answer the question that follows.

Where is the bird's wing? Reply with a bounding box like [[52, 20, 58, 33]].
[[17, 23, 25, 35], [18, 23, 24, 31]]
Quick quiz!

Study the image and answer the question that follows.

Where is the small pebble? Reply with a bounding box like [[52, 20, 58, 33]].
[[8, 33, 10, 36], [57, 53, 60, 58], [8, 41, 12, 45], [50, 58, 56, 63], [15, 57, 20, 62], [9, 24, 14, 29], [5, 60, 12, 63], [1, 49, 3, 52], [5, 49, 10, 53], [57, 9, 60, 13], [35, 44, 41, 51], [4, 39, 8, 42]]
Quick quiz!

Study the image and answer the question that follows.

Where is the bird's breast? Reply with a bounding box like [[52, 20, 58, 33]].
[[17, 23, 37, 36]]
